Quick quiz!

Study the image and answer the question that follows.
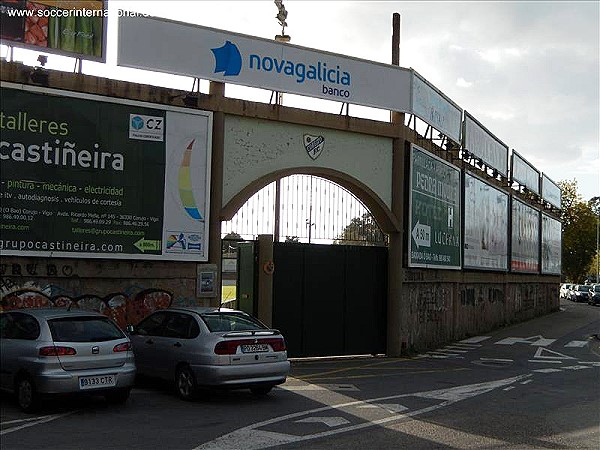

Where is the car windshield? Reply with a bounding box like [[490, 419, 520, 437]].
[[49, 317, 125, 342], [201, 312, 266, 332], [577, 285, 589, 291]]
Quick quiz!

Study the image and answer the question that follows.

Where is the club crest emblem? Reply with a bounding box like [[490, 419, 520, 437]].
[[303, 134, 325, 160]]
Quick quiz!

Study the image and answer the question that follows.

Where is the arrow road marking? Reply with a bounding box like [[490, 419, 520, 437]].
[[193, 374, 531, 450], [496, 335, 556, 346], [296, 417, 350, 427], [533, 347, 575, 360], [564, 340, 588, 348]]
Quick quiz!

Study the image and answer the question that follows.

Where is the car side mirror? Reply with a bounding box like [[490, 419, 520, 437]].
[[126, 324, 136, 334]]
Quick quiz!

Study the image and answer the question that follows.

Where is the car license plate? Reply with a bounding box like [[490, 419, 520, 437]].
[[79, 374, 116, 390], [241, 344, 269, 353]]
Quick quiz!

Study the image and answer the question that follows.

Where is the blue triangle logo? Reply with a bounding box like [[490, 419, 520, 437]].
[[211, 41, 242, 76]]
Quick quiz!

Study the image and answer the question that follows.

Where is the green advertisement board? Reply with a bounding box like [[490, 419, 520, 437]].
[[0, 83, 212, 261], [408, 144, 461, 269]]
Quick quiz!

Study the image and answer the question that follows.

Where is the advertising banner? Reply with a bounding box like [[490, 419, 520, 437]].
[[541, 174, 561, 209], [0, 83, 212, 261], [463, 172, 509, 271], [541, 213, 561, 275], [411, 72, 463, 143], [0, 0, 107, 62], [409, 144, 461, 269], [511, 150, 540, 194], [117, 15, 414, 115], [463, 112, 508, 176], [511, 198, 540, 273]]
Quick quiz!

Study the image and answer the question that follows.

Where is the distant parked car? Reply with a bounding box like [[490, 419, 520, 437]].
[[588, 285, 600, 306], [0, 309, 136, 412], [570, 285, 592, 302], [560, 283, 574, 299], [127, 307, 290, 400]]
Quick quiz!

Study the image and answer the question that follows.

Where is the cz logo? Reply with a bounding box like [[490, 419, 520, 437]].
[[129, 114, 164, 142], [211, 41, 242, 76]]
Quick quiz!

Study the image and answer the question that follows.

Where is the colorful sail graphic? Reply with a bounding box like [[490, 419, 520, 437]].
[[179, 139, 203, 220]]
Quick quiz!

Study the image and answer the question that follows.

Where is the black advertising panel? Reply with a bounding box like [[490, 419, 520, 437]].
[[0, 84, 212, 261]]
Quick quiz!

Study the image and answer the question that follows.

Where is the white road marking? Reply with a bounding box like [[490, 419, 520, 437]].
[[0, 411, 75, 436], [528, 360, 563, 364], [533, 368, 563, 373], [459, 336, 491, 344], [283, 385, 328, 391], [194, 375, 531, 450], [564, 340, 589, 348], [533, 347, 575, 360], [1, 415, 58, 426], [520, 379, 533, 385], [375, 403, 409, 413], [561, 365, 591, 371], [496, 335, 556, 346], [450, 343, 482, 349], [320, 384, 359, 392], [428, 350, 464, 357], [296, 417, 350, 427], [442, 347, 468, 353], [503, 386, 515, 391], [578, 361, 600, 367], [479, 358, 513, 363]]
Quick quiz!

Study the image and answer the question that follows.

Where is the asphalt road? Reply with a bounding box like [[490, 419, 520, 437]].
[[1, 298, 599, 450]]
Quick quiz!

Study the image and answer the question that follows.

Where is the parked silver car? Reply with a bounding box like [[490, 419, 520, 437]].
[[128, 307, 290, 400], [0, 309, 136, 412]]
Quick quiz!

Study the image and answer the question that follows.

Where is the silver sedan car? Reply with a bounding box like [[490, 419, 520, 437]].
[[0, 309, 136, 412], [128, 307, 290, 400]]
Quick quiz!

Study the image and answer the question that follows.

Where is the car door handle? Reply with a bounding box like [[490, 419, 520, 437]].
[[173, 342, 182, 348], [145, 339, 154, 345]]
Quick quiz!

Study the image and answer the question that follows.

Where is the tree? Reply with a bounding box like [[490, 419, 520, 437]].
[[559, 180, 598, 283], [334, 213, 387, 246], [222, 232, 243, 257], [284, 236, 300, 243]]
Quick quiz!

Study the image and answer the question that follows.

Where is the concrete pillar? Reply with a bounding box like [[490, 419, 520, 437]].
[[387, 111, 407, 356], [207, 81, 225, 307], [256, 234, 274, 326]]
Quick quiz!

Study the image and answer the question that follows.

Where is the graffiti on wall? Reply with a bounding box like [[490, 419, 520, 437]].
[[407, 284, 451, 324], [460, 286, 505, 307], [0, 287, 173, 329]]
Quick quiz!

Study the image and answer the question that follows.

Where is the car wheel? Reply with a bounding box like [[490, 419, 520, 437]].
[[16, 376, 39, 413], [250, 385, 273, 396], [105, 388, 131, 405], [176, 366, 197, 401]]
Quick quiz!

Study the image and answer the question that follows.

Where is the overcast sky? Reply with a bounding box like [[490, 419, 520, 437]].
[[4, 1, 599, 201]]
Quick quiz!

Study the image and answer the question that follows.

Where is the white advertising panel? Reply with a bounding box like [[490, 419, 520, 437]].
[[511, 151, 540, 194], [511, 198, 540, 273], [411, 72, 463, 143], [463, 173, 509, 271], [541, 213, 561, 275], [117, 15, 412, 113], [541, 174, 561, 209], [463, 112, 508, 176]]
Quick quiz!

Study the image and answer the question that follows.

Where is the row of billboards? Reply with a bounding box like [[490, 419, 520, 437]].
[[2, 8, 559, 211], [409, 144, 561, 274]]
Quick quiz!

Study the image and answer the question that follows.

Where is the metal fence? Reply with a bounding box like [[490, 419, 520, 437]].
[[221, 174, 386, 245]]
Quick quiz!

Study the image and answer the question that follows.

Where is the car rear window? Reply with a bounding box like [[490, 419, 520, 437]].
[[49, 317, 125, 342], [201, 312, 266, 332]]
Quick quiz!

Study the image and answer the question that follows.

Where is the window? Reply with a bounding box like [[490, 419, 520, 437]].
[[49, 317, 124, 342], [0, 313, 40, 340], [201, 312, 266, 332], [136, 312, 168, 336], [162, 313, 200, 339]]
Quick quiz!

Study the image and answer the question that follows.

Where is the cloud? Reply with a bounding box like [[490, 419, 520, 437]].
[[456, 78, 473, 88]]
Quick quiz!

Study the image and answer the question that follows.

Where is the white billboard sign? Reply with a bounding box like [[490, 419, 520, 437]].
[[411, 72, 463, 143], [511, 198, 540, 273], [463, 112, 508, 176], [463, 172, 509, 271], [118, 15, 412, 113], [541, 174, 561, 209], [511, 151, 540, 194], [541, 214, 561, 275]]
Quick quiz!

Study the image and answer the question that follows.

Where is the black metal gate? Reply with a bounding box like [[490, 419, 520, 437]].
[[272, 242, 387, 358]]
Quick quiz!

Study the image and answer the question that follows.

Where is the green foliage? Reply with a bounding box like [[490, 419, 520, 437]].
[[559, 180, 599, 283], [334, 213, 387, 246]]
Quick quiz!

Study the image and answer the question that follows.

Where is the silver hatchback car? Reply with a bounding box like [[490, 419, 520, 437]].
[[128, 307, 290, 400], [0, 309, 136, 412]]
